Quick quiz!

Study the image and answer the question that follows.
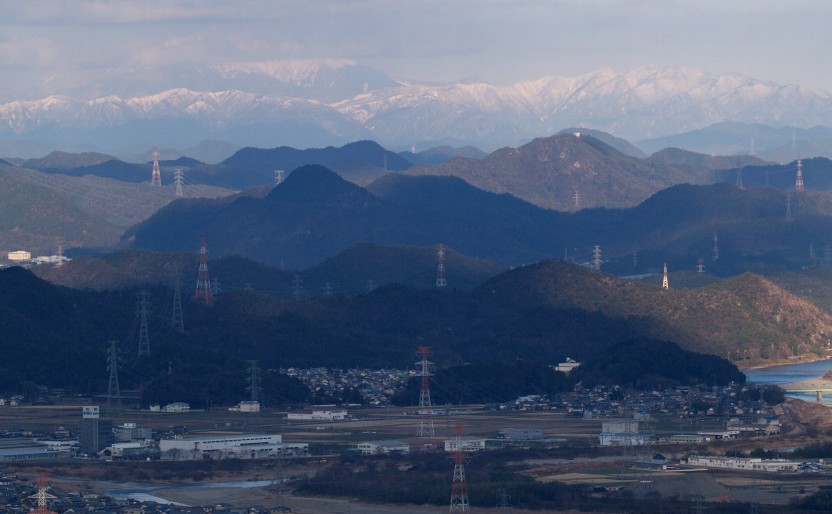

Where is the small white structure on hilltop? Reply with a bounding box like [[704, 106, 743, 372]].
[[32, 255, 69, 265], [554, 358, 581, 374], [229, 401, 260, 413], [7, 251, 31, 262], [287, 406, 348, 421]]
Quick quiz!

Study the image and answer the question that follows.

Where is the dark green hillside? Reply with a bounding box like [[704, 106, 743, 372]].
[[4, 259, 825, 405], [570, 338, 745, 388], [0, 267, 310, 406], [0, 164, 233, 251], [407, 133, 692, 211], [648, 147, 766, 178], [715, 157, 832, 191], [397, 145, 487, 165], [392, 339, 743, 405], [126, 165, 565, 268], [22, 151, 118, 170], [0, 166, 123, 251], [126, 160, 832, 275], [34, 244, 505, 295], [188, 139, 412, 189], [478, 260, 832, 362], [556, 128, 648, 158], [301, 243, 506, 293]]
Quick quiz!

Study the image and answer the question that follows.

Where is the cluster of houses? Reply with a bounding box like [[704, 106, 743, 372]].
[[281, 367, 412, 406]]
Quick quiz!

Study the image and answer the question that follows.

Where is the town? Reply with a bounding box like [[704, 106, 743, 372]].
[[0, 366, 826, 512]]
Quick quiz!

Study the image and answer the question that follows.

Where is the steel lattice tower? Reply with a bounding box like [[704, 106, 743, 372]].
[[292, 274, 304, 299], [274, 169, 285, 186], [795, 158, 804, 192], [136, 290, 151, 356], [449, 423, 470, 512], [174, 168, 184, 197], [29, 476, 57, 514], [416, 346, 434, 438], [195, 238, 213, 304], [151, 147, 162, 186], [662, 262, 669, 289], [696, 257, 705, 274], [247, 360, 262, 403], [436, 243, 447, 288], [106, 340, 122, 415], [592, 245, 602, 271], [172, 274, 184, 332], [712, 231, 719, 262]]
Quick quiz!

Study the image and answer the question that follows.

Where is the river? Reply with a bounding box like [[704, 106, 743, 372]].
[[744, 359, 832, 404]]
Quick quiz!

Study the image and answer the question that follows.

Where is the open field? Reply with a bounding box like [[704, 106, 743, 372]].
[[3, 400, 832, 511]]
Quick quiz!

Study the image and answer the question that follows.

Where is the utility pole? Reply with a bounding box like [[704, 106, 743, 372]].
[[151, 147, 162, 186], [247, 360, 262, 403], [592, 245, 602, 271], [174, 168, 184, 197], [172, 274, 184, 333], [136, 290, 151, 356], [449, 422, 470, 512], [795, 158, 804, 192], [436, 243, 447, 287], [292, 274, 304, 299], [416, 346, 434, 438], [195, 238, 213, 305], [106, 341, 121, 415]]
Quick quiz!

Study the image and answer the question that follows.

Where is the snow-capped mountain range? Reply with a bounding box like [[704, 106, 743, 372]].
[[2, 61, 831, 157]]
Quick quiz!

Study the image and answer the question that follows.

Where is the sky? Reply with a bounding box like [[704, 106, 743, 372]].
[[1, 0, 830, 101]]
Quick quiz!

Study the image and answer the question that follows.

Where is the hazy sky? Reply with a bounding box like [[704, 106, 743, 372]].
[[1, 0, 830, 100]]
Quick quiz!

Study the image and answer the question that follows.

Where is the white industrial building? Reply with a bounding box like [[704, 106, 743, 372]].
[[159, 434, 307, 460], [599, 420, 653, 446], [287, 407, 348, 421], [687, 455, 800, 472], [357, 440, 410, 455], [7, 251, 31, 262], [161, 402, 190, 413], [229, 401, 260, 413], [444, 437, 487, 452]]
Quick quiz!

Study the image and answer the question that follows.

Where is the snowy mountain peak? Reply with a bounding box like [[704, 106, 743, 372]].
[[1, 65, 832, 157]]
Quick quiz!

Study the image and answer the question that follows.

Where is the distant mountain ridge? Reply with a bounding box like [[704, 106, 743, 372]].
[[3, 65, 832, 157], [407, 133, 703, 210]]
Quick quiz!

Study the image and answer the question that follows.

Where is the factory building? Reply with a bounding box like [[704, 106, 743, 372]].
[[159, 434, 307, 460]]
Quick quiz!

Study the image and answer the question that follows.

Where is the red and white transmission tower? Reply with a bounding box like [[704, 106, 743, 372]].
[[795, 158, 804, 192], [194, 237, 213, 305], [449, 423, 471, 512], [662, 262, 669, 289], [151, 147, 162, 186], [436, 243, 447, 288], [416, 346, 434, 437], [29, 475, 56, 514]]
